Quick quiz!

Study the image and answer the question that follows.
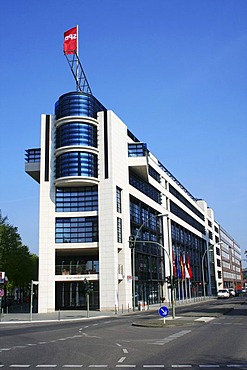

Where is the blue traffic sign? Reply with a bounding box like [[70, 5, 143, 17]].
[[158, 306, 169, 317]]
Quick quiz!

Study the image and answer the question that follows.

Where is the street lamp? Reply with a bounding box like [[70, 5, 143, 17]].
[[129, 213, 168, 312], [131, 239, 175, 319], [202, 242, 222, 298]]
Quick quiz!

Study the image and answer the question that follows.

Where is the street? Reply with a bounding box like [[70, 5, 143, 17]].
[[0, 297, 247, 369]]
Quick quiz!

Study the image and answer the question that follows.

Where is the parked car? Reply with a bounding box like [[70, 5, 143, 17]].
[[228, 288, 236, 297], [217, 289, 230, 299]]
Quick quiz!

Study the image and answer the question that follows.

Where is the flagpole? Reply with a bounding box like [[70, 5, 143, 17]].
[[76, 25, 79, 90]]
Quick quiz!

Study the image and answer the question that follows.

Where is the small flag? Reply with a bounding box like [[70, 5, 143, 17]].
[[172, 250, 177, 276], [184, 264, 190, 279], [64, 26, 77, 54], [187, 255, 193, 279], [180, 254, 185, 281], [176, 254, 181, 279]]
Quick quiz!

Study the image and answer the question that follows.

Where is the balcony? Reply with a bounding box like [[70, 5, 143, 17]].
[[25, 148, 40, 183], [56, 264, 98, 276]]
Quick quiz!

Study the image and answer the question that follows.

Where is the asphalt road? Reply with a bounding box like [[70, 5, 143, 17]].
[[0, 297, 247, 369]]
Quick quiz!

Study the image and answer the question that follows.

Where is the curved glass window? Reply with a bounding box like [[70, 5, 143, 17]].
[[56, 152, 98, 178], [55, 92, 106, 119], [56, 122, 97, 149]]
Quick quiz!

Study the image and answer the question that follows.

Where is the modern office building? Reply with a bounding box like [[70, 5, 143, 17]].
[[25, 66, 241, 313], [219, 226, 242, 290]]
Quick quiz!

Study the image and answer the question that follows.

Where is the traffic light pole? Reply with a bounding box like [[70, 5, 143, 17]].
[[86, 292, 89, 318], [84, 278, 93, 318]]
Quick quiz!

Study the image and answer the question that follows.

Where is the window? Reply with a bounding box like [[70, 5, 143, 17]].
[[128, 143, 147, 157], [117, 217, 122, 243], [116, 187, 122, 213], [55, 92, 106, 120], [148, 166, 161, 183], [56, 152, 98, 178], [56, 122, 97, 149], [129, 170, 161, 204], [56, 186, 98, 212], [55, 217, 98, 243]]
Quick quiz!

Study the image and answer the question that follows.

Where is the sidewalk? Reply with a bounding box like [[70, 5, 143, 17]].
[[1, 297, 244, 326]]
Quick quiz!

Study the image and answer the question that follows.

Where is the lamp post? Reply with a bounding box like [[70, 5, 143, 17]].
[[132, 239, 175, 319], [202, 242, 222, 298], [129, 213, 168, 312]]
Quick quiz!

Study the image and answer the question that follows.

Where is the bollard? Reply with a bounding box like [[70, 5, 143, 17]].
[[122, 304, 123, 313], [58, 309, 61, 321], [115, 304, 117, 314]]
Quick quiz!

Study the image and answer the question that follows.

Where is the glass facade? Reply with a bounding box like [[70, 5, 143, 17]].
[[128, 143, 147, 157], [56, 122, 97, 149], [55, 92, 106, 120], [55, 217, 98, 243], [130, 196, 164, 304], [56, 186, 98, 212], [56, 152, 98, 178], [55, 281, 99, 310], [129, 169, 161, 204]]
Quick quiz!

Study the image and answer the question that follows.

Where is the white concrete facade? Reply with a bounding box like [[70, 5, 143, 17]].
[[25, 92, 242, 313]]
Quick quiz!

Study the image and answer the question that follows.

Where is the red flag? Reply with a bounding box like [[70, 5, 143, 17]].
[[64, 27, 77, 54], [187, 255, 193, 279]]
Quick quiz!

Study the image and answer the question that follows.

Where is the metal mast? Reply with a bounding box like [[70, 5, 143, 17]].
[[64, 51, 92, 94], [63, 26, 92, 94]]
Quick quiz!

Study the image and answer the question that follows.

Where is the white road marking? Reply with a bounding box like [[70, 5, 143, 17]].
[[199, 365, 220, 368], [150, 330, 192, 345], [0, 348, 11, 351], [123, 349, 128, 353], [195, 317, 215, 322], [143, 366, 165, 368], [172, 365, 192, 368], [62, 366, 83, 368], [9, 366, 30, 368], [118, 357, 126, 363]]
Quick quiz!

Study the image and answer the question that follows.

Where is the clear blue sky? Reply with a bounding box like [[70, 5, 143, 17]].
[[0, 1, 246, 265]]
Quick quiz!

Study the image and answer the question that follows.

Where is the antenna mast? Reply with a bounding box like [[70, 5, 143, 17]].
[[63, 26, 92, 94]]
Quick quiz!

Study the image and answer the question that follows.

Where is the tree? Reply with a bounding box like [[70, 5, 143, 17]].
[[0, 210, 38, 300]]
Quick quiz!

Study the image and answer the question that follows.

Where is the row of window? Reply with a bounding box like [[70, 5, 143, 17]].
[[130, 196, 162, 233], [170, 201, 206, 235], [55, 92, 106, 120], [56, 152, 98, 178], [128, 143, 147, 157], [56, 122, 97, 149], [55, 217, 98, 243], [129, 170, 161, 204], [169, 184, 204, 221], [56, 186, 98, 212]]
